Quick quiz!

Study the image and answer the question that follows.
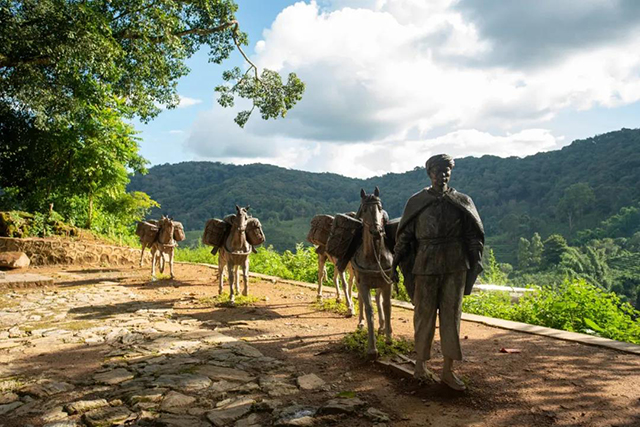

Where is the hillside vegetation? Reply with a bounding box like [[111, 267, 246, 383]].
[[129, 128, 640, 257]]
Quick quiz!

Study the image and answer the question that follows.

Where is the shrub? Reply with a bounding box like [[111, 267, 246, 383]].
[[512, 279, 640, 343], [462, 279, 640, 344]]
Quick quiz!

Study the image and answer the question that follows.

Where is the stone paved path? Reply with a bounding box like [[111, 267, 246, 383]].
[[0, 277, 387, 427]]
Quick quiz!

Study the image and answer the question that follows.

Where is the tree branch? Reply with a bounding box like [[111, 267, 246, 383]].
[[115, 20, 239, 43], [229, 23, 260, 82], [0, 54, 51, 69]]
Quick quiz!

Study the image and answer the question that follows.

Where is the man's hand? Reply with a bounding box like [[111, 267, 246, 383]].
[[391, 266, 400, 284]]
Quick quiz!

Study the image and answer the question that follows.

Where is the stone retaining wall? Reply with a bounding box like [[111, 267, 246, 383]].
[[0, 237, 150, 266]]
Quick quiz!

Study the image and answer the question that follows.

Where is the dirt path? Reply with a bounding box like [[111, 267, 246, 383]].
[[2, 263, 639, 427]]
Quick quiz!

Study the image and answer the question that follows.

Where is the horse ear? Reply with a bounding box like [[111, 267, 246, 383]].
[[360, 188, 366, 198], [246, 205, 250, 211], [374, 186, 380, 197], [235, 204, 240, 211]]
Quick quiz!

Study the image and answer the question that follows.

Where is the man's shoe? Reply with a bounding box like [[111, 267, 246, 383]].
[[441, 371, 466, 391]]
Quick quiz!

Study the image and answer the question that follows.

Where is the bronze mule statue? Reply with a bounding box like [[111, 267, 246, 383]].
[[352, 187, 395, 359], [218, 205, 253, 303], [150, 216, 177, 280]]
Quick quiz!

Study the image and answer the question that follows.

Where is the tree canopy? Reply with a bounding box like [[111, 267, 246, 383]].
[[0, 0, 305, 230]]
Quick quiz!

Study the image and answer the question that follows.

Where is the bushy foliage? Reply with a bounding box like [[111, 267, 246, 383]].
[[480, 249, 510, 285], [0, 210, 78, 238], [174, 245, 218, 265], [462, 291, 514, 319], [250, 244, 325, 284], [175, 243, 326, 284], [462, 280, 640, 344]]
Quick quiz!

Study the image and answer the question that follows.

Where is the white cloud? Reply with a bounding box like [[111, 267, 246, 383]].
[[177, 95, 203, 109], [183, 0, 640, 177]]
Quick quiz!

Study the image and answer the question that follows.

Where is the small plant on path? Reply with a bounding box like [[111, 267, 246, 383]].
[[342, 329, 414, 359], [314, 297, 358, 316], [198, 293, 261, 308]]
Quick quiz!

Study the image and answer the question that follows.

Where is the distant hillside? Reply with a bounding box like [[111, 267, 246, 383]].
[[129, 128, 640, 262]]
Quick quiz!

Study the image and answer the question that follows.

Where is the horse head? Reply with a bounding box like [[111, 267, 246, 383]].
[[234, 205, 250, 233], [359, 187, 385, 240], [158, 215, 175, 244]]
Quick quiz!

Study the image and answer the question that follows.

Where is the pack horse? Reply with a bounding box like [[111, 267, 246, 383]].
[[136, 216, 185, 280], [326, 187, 396, 359], [203, 205, 265, 303], [308, 214, 356, 316]]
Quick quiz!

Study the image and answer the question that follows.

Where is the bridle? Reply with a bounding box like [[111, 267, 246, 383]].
[[356, 199, 394, 285], [360, 199, 385, 236], [158, 219, 176, 248], [224, 210, 251, 255]]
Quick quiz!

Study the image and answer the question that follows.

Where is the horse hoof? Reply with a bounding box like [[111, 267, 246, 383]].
[[366, 350, 379, 361], [346, 308, 355, 318], [385, 337, 393, 345], [242, 291, 248, 297], [316, 295, 323, 302], [357, 323, 364, 330]]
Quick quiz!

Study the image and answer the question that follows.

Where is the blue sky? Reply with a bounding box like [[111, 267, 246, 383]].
[[137, 0, 640, 177]]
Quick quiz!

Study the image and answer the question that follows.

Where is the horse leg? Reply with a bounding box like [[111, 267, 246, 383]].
[[317, 254, 327, 301], [376, 290, 385, 334], [140, 243, 146, 267], [169, 248, 175, 279], [339, 270, 355, 317], [159, 251, 165, 274], [151, 248, 157, 280], [235, 266, 241, 295], [347, 263, 355, 300], [332, 267, 342, 303], [382, 285, 393, 344], [358, 282, 378, 359], [228, 262, 236, 303], [218, 253, 224, 295], [358, 293, 365, 329], [241, 258, 249, 296]]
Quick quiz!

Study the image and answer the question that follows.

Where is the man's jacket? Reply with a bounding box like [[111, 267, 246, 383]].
[[395, 187, 484, 299]]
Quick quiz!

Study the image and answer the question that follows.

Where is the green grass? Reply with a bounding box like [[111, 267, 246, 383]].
[[197, 292, 261, 308], [342, 328, 414, 359], [313, 297, 358, 316]]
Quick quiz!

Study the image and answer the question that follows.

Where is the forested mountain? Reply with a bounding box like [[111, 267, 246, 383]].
[[129, 128, 640, 261]]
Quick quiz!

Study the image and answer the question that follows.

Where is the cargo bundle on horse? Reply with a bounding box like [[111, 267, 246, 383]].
[[137, 216, 185, 279], [308, 214, 356, 315], [307, 214, 334, 246], [203, 205, 265, 303], [136, 220, 158, 266]]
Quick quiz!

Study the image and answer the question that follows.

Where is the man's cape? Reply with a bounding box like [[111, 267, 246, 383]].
[[396, 187, 485, 299]]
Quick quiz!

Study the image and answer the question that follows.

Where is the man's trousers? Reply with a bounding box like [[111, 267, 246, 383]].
[[413, 271, 466, 361]]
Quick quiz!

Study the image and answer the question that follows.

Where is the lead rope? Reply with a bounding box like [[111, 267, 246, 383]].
[[372, 234, 394, 286]]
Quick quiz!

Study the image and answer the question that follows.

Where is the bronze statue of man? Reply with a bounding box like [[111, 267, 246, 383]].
[[391, 154, 484, 390]]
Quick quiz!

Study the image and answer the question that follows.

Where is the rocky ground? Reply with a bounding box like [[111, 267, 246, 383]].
[[1, 263, 639, 427]]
